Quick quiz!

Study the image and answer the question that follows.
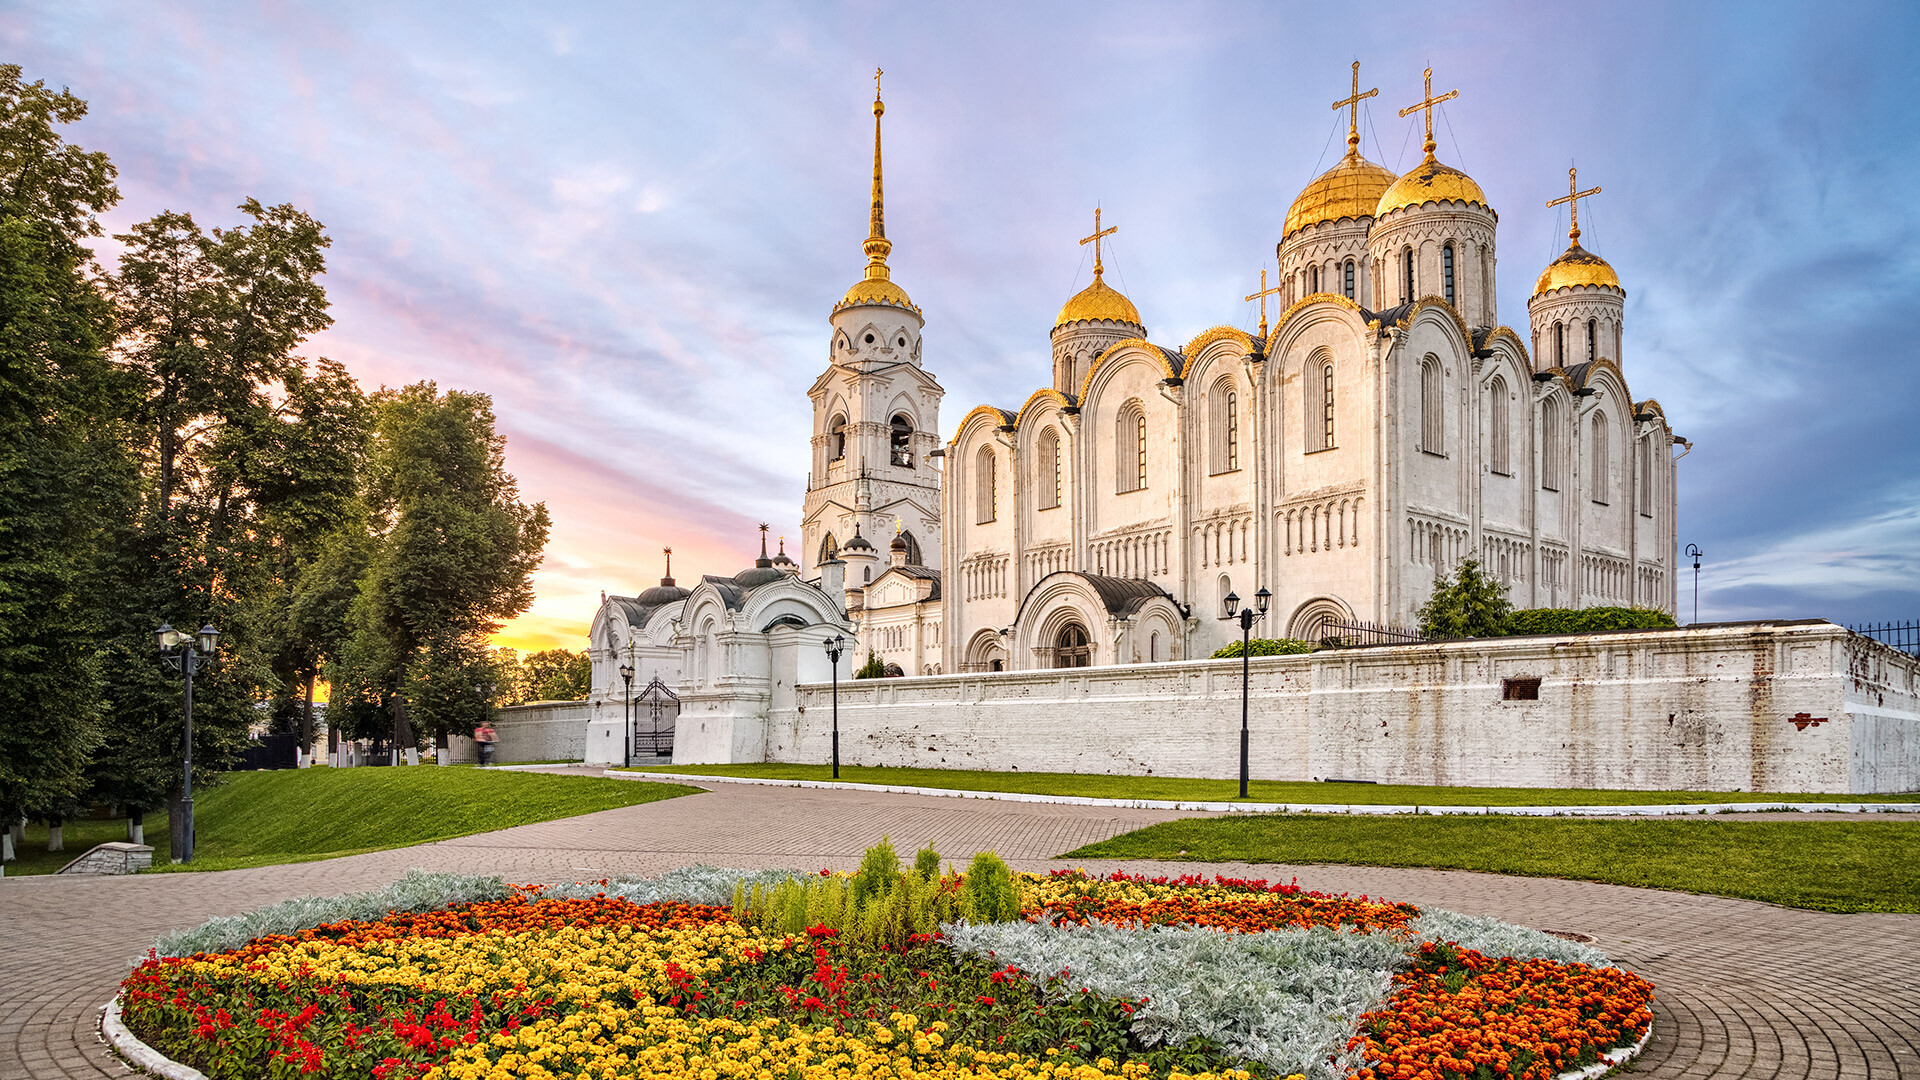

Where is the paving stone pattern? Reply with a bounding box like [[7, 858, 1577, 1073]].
[[1, 774, 1914, 1080]]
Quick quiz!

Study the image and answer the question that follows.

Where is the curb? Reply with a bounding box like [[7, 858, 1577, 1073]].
[[1560, 1019, 1655, 1080], [602, 771, 1915, 817], [101, 997, 209, 1080]]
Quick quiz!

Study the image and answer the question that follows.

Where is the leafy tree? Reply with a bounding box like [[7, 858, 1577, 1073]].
[[0, 65, 132, 841], [522, 649, 590, 701], [339, 383, 549, 755], [854, 650, 886, 680], [1416, 557, 1512, 640]]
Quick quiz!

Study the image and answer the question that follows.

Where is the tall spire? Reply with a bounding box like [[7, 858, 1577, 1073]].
[[863, 67, 892, 282]]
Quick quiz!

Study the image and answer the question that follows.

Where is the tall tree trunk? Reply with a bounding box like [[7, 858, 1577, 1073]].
[[391, 695, 414, 764], [300, 672, 315, 765]]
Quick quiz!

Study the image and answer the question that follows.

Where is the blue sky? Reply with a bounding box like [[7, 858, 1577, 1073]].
[[11, 0, 1918, 648]]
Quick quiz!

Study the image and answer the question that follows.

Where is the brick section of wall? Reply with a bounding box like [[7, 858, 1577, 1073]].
[[770, 622, 1920, 794]]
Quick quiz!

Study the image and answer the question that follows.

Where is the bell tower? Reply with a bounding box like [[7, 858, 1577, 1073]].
[[802, 70, 945, 579]]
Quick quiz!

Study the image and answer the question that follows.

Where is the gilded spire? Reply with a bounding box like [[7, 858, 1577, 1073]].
[[1332, 61, 1378, 155], [1546, 166, 1602, 245], [1397, 66, 1459, 158], [1079, 206, 1118, 278], [863, 67, 891, 281]]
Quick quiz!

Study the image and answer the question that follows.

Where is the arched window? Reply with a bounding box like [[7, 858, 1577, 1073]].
[[897, 530, 924, 566], [1541, 397, 1562, 491], [1638, 434, 1655, 517], [1148, 631, 1160, 663], [1054, 623, 1091, 668], [1037, 428, 1061, 510], [1322, 363, 1337, 450], [1116, 401, 1147, 492], [1615, 322, 1623, 363], [1419, 356, 1444, 455], [1209, 377, 1238, 474], [1442, 244, 1456, 306], [818, 533, 838, 566], [1402, 248, 1415, 302], [1309, 264, 1319, 293], [1489, 375, 1511, 475], [1587, 318, 1598, 362], [1343, 260, 1355, 300], [974, 446, 996, 523], [1554, 322, 1566, 367], [828, 414, 847, 460], [889, 414, 914, 468], [1591, 412, 1610, 504]]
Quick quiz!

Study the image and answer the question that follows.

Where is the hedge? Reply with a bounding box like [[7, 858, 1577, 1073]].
[[1502, 606, 1677, 636], [1211, 638, 1317, 659]]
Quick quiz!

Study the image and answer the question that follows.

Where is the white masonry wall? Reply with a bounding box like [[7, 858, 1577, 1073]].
[[766, 621, 1919, 794], [492, 701, 590, 763]]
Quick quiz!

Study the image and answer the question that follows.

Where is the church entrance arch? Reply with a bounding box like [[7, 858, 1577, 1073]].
[[1288, 597, 1353, 645], [1054, 622, 1091, 668], [963, 629, 1006, 673]]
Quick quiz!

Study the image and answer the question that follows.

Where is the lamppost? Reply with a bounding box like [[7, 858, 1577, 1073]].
[[1222, 588, 1270, 800], [618, 661, 635, 768], [156, 621, 220, 863], [1685, 544, 1704, 625], [822, 634, 845, 778]]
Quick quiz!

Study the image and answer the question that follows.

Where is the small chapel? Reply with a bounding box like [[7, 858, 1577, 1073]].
[[589, 63, 1684, 715]]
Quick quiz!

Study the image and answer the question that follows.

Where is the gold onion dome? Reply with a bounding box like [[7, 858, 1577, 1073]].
[[1375, 151, 1489, 218], [1534, 240, 1621, 296], [1284, 146, 1397, 238], [1056, 274, 1142, 329], [836, 75, 920, 316]]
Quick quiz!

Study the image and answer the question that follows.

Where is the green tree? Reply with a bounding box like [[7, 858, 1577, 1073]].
[[0, 65, 130, 845], [523, 649, 590, 701], [340, 383, 549, 756], [1416, 557, 1512, 640], [854, 650, 886, 680]]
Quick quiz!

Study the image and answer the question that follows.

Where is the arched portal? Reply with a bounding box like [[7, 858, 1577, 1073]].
[[1054, 622, 1091, 668]]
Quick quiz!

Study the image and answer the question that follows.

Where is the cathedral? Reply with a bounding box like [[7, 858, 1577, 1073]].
[[590, 64, 1683, 714]]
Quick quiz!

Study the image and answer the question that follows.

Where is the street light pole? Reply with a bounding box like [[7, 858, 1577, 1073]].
[[156, 622, 220, 864], [1685, 544, 1704, 625], [823, 635, 845, 779], [1221, 588, 1270, 800], [618, 662, 635, 768]]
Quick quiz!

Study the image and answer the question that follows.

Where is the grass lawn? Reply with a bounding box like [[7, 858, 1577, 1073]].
[[614, 762, 1920, 807], [1062, 816, 1920, 913], [3, 766, 699, 875]]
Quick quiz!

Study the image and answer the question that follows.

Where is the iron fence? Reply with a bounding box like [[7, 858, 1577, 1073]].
[[1847, 621, 1920, 657], [1317, 620, 1428, 648]]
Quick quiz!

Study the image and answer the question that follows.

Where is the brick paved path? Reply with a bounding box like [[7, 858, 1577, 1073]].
[[2, 778, 1914, 1080]]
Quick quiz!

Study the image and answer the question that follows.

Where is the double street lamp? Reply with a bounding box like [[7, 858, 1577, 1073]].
[[822, 634, 845, 778], [155, 621, 220, 863], [1222, 588, 1270, 800], [618, 661, 635, 768]]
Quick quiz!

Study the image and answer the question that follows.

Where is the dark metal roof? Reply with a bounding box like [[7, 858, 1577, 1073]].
[[880, 565, 941, 602], [1082, 574, 1172, 616], [700, 575, 746, 610], [1362, 301, 1414, 326]]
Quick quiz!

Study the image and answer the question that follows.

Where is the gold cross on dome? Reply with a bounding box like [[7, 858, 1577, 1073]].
[[1545, 166, 1602, 244], [873, 67, 883, 97], [1244, 268, 1285, 337], [1080, 206, 1118, 277], [1332, 61, 1378, 148], [1397, 66, 1459, 156]]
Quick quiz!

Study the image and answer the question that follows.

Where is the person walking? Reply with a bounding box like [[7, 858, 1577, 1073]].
[[473, 721, 498, 767]]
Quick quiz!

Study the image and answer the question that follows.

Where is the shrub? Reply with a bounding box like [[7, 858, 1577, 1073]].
[[731, 861, 958, 949], [852, 650, 887, 679], [1211, 637, 1316, 659], [852, 836, 902, 906], [1417, 557, 1512, 639], [958, 850, 1019, 923], [914, 843, 941, 881], [1503, 606, 1678, 636]]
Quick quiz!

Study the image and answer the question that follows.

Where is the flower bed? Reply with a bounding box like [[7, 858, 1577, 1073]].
[[117, 861, 1653, 1080]]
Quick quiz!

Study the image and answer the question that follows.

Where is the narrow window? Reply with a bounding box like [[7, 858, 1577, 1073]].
[[1137, 413, 1148, 489], [1639, 435, 1655, 518], [1117, 403, 1146, 493], [1322, 364, 1336, 450], [1226, 390, 1239, 470], [1554, 322, 1566, 367], [1442, 244, 1456, 306], [1591, 412, 1610, 504], [1343, 260, 1355, 300], [1310, 264, 1320, 293], [1615, 322, 1623, 364], [1587, 318, 1598, 362], [1542, 398, 1561, 491], [1420, 356, 1444, 454], [1148, 631, 1160, 663], [1489, 375, 1510, 475], [1403, 248, 1415, 302], [1209, 378, 1238, 474], [1502, 677, 1541, 701], [1038, 429, 1061, 510], [974, 446, 996, 523], [889, 414, 914, 468], [828, 414, 847, 460]]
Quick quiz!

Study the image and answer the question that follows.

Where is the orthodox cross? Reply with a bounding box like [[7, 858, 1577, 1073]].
[[873, 66, 883, 98], [1332, 61, 1378, 149], [663, 547, 672, 580], [1397, 66, 1459, 155], [1080, 207, 1118, 277], [1244, 268, 1285, 338], [1545, 166, 1601, 244]]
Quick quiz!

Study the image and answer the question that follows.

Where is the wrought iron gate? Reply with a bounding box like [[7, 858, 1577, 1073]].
[[633, 678, 679, 757]]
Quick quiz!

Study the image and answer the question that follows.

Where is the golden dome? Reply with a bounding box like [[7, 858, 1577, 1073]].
[[1283, 148, 1397, 238], [1533, 240, 1621, 297], [838, 273, 919, 314], [1055, 273, 1142, 329], [1375, 152, 1490, 218]]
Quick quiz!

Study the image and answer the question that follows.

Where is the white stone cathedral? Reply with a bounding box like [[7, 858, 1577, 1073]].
[[588, 65, 1684, 731]]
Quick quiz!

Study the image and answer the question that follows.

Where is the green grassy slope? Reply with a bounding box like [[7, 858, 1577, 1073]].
[[1063, 815, 1920, 913]]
